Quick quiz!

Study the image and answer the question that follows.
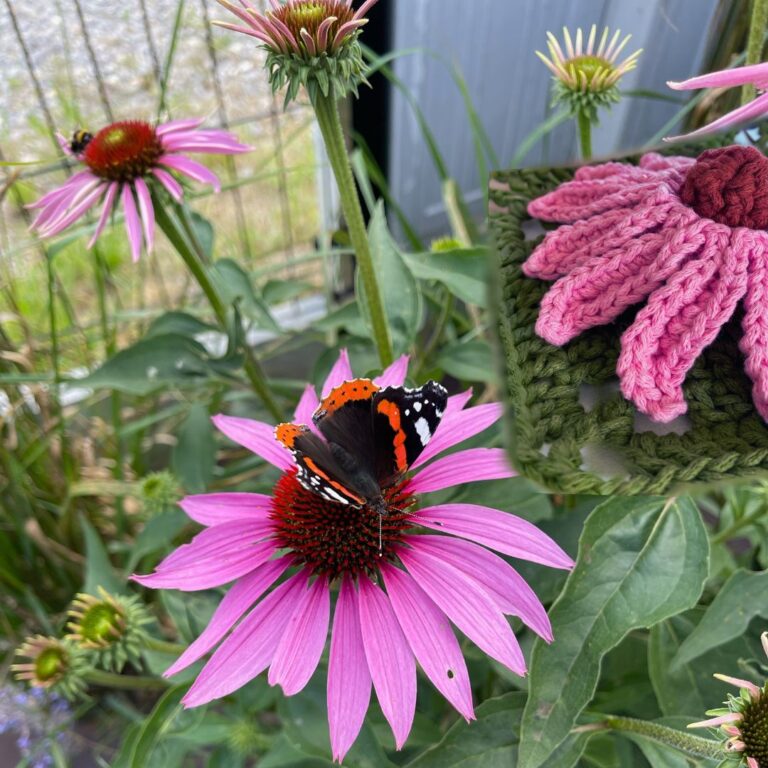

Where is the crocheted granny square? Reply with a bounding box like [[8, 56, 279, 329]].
[[491, 153, 768, 496]]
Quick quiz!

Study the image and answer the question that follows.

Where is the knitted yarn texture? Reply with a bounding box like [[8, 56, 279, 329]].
[[525, 145, 768, 423]]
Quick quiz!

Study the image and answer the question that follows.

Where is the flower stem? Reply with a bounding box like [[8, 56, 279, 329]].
[[602, 716, 724, 759], [312, 92, 393, 368], [153, 195, 283, 421], [712, 506, 766, 544], [743, 0, 768, 105], [577, 110, 593, 160], [85, 668, 168, 690], [143, 637, 187, 655]]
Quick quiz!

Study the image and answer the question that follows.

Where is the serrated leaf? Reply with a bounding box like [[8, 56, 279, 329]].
[[402, 247, 489, 307], [172, 404, 216, 494], [358, 202, 422, 354], [81, 514, 124, 595], [517, 496, 709, 768], [672, 569, 768, 667]]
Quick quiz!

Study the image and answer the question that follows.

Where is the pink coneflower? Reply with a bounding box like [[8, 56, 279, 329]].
[[688, 631, 768, 768], [29, 119, 250, 261], [133, 350, 573, 762], [524, 144, 768, 424], [667, 62, 768, 141]]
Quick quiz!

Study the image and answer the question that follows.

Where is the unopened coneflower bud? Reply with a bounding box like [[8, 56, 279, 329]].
[[12, 636, 88, 700], [66, 588, 151, 671], [214, 0, 379, 105], [140, 470, 182, 516]]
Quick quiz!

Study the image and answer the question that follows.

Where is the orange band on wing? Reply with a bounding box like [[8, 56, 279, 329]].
[[315, 378, 380, 419], [376, 399, 408, 472], [303, 456, 366, 505]]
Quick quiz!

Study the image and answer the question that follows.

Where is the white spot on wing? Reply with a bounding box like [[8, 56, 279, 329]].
[[415, 417, 431, 446], [413, 401, 422, 412]]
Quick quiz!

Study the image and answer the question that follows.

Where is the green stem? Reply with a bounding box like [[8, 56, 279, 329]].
[[743, 0, 768, 105], [153, 196, 283, 421], [602, 716, 724, 760], [577, 110, 593, 160], [313, 92, 393, 368], [712, 506, 766, 545], [143, 637, 187, 655], [45, 251, 69, 473], [85, 668, 168, 690]]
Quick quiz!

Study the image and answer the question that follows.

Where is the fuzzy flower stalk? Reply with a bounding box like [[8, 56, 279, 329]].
[[133, 350, 573, 762], [29, 117, 281, 420], [688, 632, 768, 768], [214, 0, 393, 367], [537, 25, 642, 158]]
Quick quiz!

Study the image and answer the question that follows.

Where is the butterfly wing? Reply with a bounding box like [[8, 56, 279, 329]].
[[372, 381, 448, 488]]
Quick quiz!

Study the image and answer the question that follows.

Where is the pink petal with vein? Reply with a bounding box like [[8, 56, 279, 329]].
[[322, 348, 353, 396], [398, 547, 526, 675], [373, 354, 409, 388], [689, 712, 742, 729], [156, 117, 206, 136], [164, 556, 290, 676], [413, 503, 574, 569], [406, 448, 515, 494], [618, 227, 750, 422], [293, 384, 322, 436], [412, 535, 552, 641], [665, 90, 768, 141], [212, 414, 294, 471], [38, 183, 104, 237], [740, 235, 768, 421], [668, 62, 768, 91], [269, 577, 330, 695], [159, 154, 221, 192], [411, 403, 502, 469], [152, 168, 183, 201], [179, 492, 274, 526], [121, 184, 143, 262], [358, 578, 416, 750], [87, 182, 119, 249], [713, 674, 761, 698], [445, 389, 473, 415], [328, 578, 372, 763], [381, 564, 474, 720], [134, 178, 155, 254], [183, 572, 307, 707]]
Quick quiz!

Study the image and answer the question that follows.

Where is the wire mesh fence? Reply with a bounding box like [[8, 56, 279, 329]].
[[0, 0, 328, 371]]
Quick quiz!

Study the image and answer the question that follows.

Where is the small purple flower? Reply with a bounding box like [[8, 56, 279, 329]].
[[29, 119, 250, 261], [133, 350, 574, 762]]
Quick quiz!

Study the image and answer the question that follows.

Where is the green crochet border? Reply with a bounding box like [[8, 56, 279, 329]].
[[490, 163, 768, 496]]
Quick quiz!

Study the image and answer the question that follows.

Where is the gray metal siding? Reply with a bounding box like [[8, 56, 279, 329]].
[[388, 0, 719, 240]]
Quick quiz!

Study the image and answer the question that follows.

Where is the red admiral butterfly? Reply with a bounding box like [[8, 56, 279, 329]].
[[275, 379, 448, 515]]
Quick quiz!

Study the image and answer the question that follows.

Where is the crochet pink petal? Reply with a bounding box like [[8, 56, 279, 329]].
[[528, 177, 667, 223], [179, 492, 274, 526], [525, 196, 676, 281], [405, 448, 515, 494], [398, 546, 526, 675], [535, 205, 703, 345], [572, 161, 636, 182], [639, 152, 696, 173], [358, 578, 416, 750], [381, 564, 474, 721], [373, 354, 410, 388], [740, 233, 768, 420], [411, 535, 552, 642], [322, 348, 353, 396], [269, 577, 330, 695], [328, 578, 372, 764], [164, 556, 290, 677], [182, 572, 307, 707], [411, 403, 502, 469], [211, 415, 294, 471], [413, 503, 574, 569], [619, 227, 750, 422]]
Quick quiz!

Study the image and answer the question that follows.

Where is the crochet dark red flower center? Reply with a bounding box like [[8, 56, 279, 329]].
[[739, 686, 768, 765], [270, 469, 414, 579], [83, 120, 162, 182], [681, 145, 768, 229]]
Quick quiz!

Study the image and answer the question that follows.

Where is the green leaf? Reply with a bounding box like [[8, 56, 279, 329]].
[[649, 610, 762, 717], [128, 685, 187, 768], [402, 247, 489, 307], [436, 339, 494, 383], [146, 311, 217, 339], [315, 301, 370, 338], [209, 258, 279, 332], [262, 279, 313, 306], [359, 202, 423, 355], [672, 569, 768, 667], [517, 496, 709, 768], [82, 334, 219, 395], [189, 210, 214, 261], [81, 514, 124, 595], [406, 692, 525, 767], [126, 510, 189, 572], [172, 404, 216, 494]]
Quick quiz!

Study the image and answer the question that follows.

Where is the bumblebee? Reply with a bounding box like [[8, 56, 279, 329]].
[[69, 130, 93, 155]]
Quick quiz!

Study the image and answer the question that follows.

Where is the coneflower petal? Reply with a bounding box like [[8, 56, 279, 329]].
[[321, 348, 354, 396], [211, 414, 294, 471], [179, 492, 274, 526], [87, 181, 119, 249], [406, 448, 515, 494], [373, 354, 410, 388]]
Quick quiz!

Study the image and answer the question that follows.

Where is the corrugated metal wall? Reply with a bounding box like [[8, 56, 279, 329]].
[[388, 0, 719, 240]]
